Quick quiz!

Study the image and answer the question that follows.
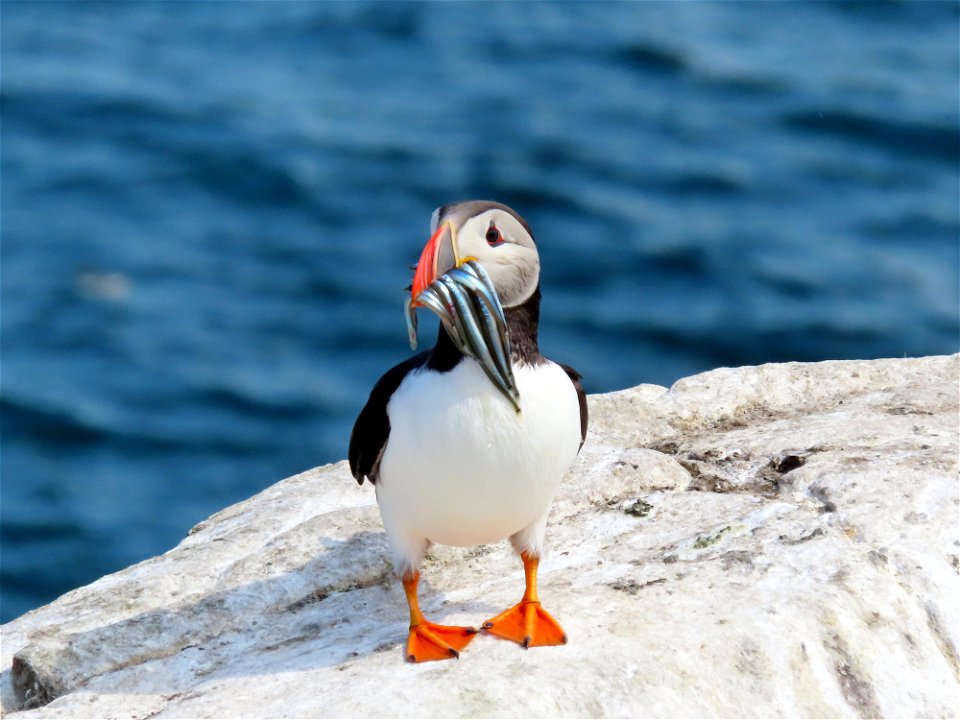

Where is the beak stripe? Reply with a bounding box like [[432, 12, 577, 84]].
[[411, 223, 458, 304]]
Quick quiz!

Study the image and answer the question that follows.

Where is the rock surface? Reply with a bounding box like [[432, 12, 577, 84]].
[[2, 355, 958, 718]]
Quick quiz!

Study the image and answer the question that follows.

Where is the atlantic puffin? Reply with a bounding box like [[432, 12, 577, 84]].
[[349, 201, 587, 662]]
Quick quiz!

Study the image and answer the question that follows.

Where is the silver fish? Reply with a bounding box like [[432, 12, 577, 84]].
[[445, 264, 515, 390], [439, 276, 520, 411], [405, 260, 520, 411], [453, 261, 515, 383], [447, 265, 508, 337], [426, 279, 469, 355], [418, 267, 486, 360], [404, 295, 419, 350], [470, 283, 517, 402]]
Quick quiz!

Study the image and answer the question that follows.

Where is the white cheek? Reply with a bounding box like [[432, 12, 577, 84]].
[[490, 247, 539, 307], [456, 234, 486, 263]]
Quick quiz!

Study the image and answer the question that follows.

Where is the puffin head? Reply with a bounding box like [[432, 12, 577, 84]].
[[411, 201, 540, 309]]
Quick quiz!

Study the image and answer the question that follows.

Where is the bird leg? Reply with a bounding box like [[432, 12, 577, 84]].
[[402, 571, 477, 663], [482, 551, 568, 648]]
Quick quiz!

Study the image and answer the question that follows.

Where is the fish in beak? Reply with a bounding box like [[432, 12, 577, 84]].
[[404, 227, 520, 412]]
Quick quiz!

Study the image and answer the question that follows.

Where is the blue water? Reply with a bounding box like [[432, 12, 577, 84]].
[[1, 1, 957, 622]]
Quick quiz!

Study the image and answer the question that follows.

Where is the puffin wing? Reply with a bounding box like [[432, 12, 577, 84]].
[[557, 362, 588, 450], [348, 352, 429, 485]]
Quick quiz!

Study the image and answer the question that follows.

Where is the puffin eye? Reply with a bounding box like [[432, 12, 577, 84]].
[[485, 224, 504, 246]]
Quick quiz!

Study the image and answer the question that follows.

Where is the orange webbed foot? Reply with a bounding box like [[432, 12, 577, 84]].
[[406, 620, 477, 663], [482, 600, 567, 648]]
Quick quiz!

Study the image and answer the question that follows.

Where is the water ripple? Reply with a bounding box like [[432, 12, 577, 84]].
[[1, 0, 957, 622]]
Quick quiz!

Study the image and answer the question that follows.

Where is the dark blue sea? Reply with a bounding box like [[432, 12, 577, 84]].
[[1, 1, 958, 622]]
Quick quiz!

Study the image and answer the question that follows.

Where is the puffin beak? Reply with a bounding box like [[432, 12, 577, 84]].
[[411, 222, 456, 305]]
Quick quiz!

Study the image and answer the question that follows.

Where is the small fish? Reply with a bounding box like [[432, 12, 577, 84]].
[[446, 264, 515, 393], [471, 286, 517, 403], [440, 276, 519, 411], [426, 280, 469, 354], [406, 260, 520, 410], [404, 295, 419, 350]]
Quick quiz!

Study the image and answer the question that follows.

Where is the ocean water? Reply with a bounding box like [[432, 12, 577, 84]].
[[1, 1, 957, 622]]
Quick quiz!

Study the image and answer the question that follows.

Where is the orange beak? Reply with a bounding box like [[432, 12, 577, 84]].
[[411, 223, 455, 305]]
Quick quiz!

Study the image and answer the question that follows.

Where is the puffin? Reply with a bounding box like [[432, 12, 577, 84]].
[[348, 200, 587, 662]]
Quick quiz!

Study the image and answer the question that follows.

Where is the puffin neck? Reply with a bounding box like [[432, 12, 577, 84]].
[[505, 285, 544, 366], [426, 322, 464, 373], [425, 285, 544, 372]]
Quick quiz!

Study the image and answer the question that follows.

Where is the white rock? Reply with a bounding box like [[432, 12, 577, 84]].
[[2, 355, 958, 718]]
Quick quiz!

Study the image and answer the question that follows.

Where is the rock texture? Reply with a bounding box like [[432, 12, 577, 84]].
[[2, 355, 958, 718]]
